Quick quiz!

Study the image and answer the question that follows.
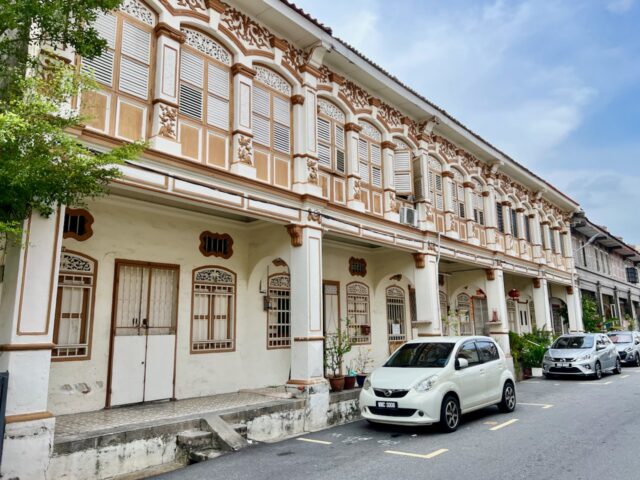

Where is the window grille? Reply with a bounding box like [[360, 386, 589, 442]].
[[199, 231, 233, 259], [63, 209, 94, 241], [348, 257, 367, 277], [496, 204, 505, 233], [267, 274, 291, 348], [347, 282, 370, 344], [524, 216, 531, 242], [192, 267, 236, 352], [511, 208, 519, 238], [386, 286, 406, 343]]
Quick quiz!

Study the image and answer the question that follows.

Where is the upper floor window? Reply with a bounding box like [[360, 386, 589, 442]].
[[394, 140, 412, 197], [524, 215, 532, 242], [472, 180, 485, 225], [358, 121, 383, 189], [253, 67, 291, 155], [496, 203, 505, 233], [451, 169, 465, 218], [63, 209, 94, 241], [511, 208, 519, 238], [549, 228, 557, 252], [428, 158, 444, 211], [317, 99, 346, 174]]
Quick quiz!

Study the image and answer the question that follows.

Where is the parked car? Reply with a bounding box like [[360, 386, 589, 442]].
[[543, 334, 621, 380], [359, 336, 515, 432], [607, 331, 640, 366]]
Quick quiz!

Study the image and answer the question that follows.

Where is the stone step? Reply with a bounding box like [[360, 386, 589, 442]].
[[189, 448, 223, 464], [176, 429, 214, 451], [231, 423, 247, 439]]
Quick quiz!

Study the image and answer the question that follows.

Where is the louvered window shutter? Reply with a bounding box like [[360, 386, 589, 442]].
[[317, 118, 331, 167], [252, 86, 270, 147], [358, 139, 369, 183], [335, 125, 345, 172], [207, 63, 229, 130], [273, 96, 290, 153], [82, 13, 117, 86], [434, 174, 443, 210], [179, 51, 204, 120], [119, 21, 151, 99], [394, 150, 411, 195]]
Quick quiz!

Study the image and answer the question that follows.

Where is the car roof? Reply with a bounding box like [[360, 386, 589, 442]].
[[405, 336, 494, 345], [607, 331, 634, 334]]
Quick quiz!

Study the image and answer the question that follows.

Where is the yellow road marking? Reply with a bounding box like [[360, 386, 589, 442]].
[[484, 421, 499, 425], [490, 419, 519, 431], [621, 375, 630, 379], [519, 402, 554, 409], [385, 448, 448, 459], [297, 438, 332, 445]]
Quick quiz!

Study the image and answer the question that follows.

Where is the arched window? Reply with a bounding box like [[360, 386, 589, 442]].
[[456, 293, 472, 336], [52, 252, 97, 360], [386, 286, 406, 343], [80, 0, 156, 140], [451, 169, 466, 218], [510, 203, 519, 238], [358, 120, 383, 214], [428, 157, 444, 211], [178, 28, 232, 165], [252, 66, 292, 189], [394, 139, 412, 197], [317, 99, 346, 174], [191, 267, 236, 352], [346, 282, 370, 344], [267, 274, 290, 349], [472, 180, 485, 225], [439, 290, 449, 322], [507, 299, 517, 333]]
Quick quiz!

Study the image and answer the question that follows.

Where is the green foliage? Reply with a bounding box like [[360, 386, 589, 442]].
[[582, 296, 602, 333], [0, 1, 144, 239], [324, 321, 353, 377], [509, 328, 554, 372]]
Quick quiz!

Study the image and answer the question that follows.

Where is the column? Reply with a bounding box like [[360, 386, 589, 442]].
[[484, 180, 498, 249], [0, 211, 63, 478], [484, 267, 511, 356], [345, 122, 365, 212], [516, 208, 528, 257], [566, 285, 582, 332], [381, 141, 399, 222], [541, 221, 552, 263], [502, 202, 514, 254], [532, 277, 553, 331], [415, 148, 433, 230], [463, 181, 478, 245], [530, 212, 543, 262], [230, 63, 257, 178], [285, 223, 328, 430], [412, 252, 441, 336], [442, 170, 457, 238], [149, 21, 184, 156]]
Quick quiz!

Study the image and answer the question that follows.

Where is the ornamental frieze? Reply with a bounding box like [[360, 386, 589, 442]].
[[181, 28, 232, 65], [158, 104, 177, 139], [176, 0, 206, 11], [378, 102, 403, 129], [220, 4, 272, 52], [340, 79, 370, 110], [120, 0, 156, 26], [254, 66, 291, 95], [195, 268, 235, 284], [60, 253, 94, 273], [318, 98, 345, 123], [318, 65, 332, 84]]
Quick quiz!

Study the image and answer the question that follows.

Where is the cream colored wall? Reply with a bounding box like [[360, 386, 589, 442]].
[[48, 197, 291, 415]]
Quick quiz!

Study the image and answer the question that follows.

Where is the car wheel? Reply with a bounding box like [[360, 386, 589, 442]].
[[614, 358, 622, 374], [593, 361, 602, 380], [544, 373, 555, 380], [635, 354, 640, 367], [439, 395, 460, 433], [498, 381, 517, 413]]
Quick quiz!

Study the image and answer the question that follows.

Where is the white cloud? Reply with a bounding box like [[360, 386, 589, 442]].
[[606, 0, 635, 14]]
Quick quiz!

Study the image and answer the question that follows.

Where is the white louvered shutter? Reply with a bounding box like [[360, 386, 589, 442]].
[[82, 13, 116, 86], [370, 144, 382, 186], [273, 96, 290, 153], [207, 63, 229, 130], [119, 21, 151, 99], [430, 171, 443, 210], [394, 150, 412, 194], [252, 86, 270, 147], [179, 51, 204, 120], [335, 125, 345, 172], [358, 139, 369, 183], [317, 117, 331, 167]]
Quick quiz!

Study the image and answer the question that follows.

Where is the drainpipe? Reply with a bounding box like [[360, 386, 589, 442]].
[[435, 232, 443, 336]]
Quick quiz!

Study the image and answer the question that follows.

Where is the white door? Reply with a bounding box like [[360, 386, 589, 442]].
[[454, 341, 486, 410], [476, 340, 504, 403], [110, 263, 178, 407]]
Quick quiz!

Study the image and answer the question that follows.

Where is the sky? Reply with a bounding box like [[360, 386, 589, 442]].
[[294, 0, 640, 244]]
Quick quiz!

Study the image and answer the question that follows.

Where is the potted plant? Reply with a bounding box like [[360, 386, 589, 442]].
[[522, 343, 547, 378], [324, 323, 352, 392], [353, 348, 374, 388], [344, 363, 357, 390]]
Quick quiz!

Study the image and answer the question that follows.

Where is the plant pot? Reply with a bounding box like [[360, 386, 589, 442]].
[[356, 373, 367, 388], [522, 367, 532, 379], [344, 376, 356, 390], [531, 367, 543, 378], [328, 376, 345, 392]]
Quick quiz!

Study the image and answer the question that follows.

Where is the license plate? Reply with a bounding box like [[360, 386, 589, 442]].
[[555, 363, 570, 367], [376, 401, 398, 409]]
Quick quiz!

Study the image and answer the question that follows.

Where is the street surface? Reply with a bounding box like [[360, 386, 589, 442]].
[[155, 368, 640, 480]]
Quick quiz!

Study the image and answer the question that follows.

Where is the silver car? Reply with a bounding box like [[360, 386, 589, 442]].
[[543, 334, 621, 380], [607, 331, 640, 366]]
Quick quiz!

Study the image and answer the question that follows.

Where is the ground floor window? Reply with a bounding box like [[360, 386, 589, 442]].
[[52, 251, 97, 360], [507, 299, 517, 333], [192, 267, 236, 352], [386, 286, 406, 343], [346, 282, 371, 344], [472, 296, 490, 335], [267, 274, 290, 348]]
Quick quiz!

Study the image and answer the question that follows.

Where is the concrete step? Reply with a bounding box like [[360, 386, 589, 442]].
[[231, 423, 247, 439], [188, 448, 223, 464], [176, 429, 214, 450]]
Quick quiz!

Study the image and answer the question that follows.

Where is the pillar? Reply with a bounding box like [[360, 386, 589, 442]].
[[566, 285, 582, 332], [484, 267, 511, 355], [463, 181, 478, 245], [442, 170, 457, 238], [532, 277, 553, 331], [484, 180, 498, 249], [381, 141, 399, 222], [230, 63, 257, 178], [412, 252, 441, 336], [530, 212, 543, 262], [0, 211, 63, 478], [345, 123, 365, 212]]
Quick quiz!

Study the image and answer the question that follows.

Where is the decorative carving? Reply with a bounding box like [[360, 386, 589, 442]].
[[318, 65, 332, 84], [62, 208, 94, 241], [353, 179, 362, 200], [386, 286, 404, 298], [566, 285, 574, 295], [340, 79, 369, 109], [485, 268, 496, 281], [318, 99, 345, 123], [291, 94, 305, 105], [435, 136, 459, 162], [237, 135, 253, 165], [181, 28, 232, 65], [286, 224, 303, 247], [347, 282, 369, 295], [307, 158, 318, 184], [60, 253, 94, 273], [389, 274, 403, 281], [348, 257, 367, 277], [389, 192, 400, 214], [533, 278, 541, 289], [221, 6, 272, 51], [379, 102, 403, 128], [120, 0, 155, 26], [282, 40, 305, 69], [199, 231, 234, 259], [272, 257, 288, 267], [413, 253, 426, 269], [269, 274, 290, 289], [158, 104, 177, 139], [307, 210, 322, 224], [195, 267, 235, 284], [358, 120, 381, 141], [177, 0, 206, 11], [254, 66, 291, 96]]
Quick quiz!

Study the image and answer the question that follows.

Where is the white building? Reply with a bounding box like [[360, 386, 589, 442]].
[[0, 0, 582, 477]]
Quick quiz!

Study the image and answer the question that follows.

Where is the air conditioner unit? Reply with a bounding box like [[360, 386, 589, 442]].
[[399, 206, 417, 227]]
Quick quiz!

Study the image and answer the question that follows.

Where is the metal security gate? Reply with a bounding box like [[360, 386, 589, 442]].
[[0, 371, 8, 465], [109, 261, 179, 407]]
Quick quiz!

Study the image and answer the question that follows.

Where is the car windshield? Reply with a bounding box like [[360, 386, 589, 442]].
[[608, 334, 633, 344], [384, 342, 455, 368], [552, 336, 594, 349]]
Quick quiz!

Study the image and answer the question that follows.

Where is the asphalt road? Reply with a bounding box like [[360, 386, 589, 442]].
[[154, 368, 640, 480]]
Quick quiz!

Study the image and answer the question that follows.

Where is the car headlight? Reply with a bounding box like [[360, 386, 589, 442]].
[[415, 375, 439, 392], [543, 352, 551, 360], [577, 353, 592, 361], [363, 378, 371, 390], [625, 348, 633, 353]]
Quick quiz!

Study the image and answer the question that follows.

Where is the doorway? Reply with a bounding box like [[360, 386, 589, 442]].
[[108, 260, 179, 407]]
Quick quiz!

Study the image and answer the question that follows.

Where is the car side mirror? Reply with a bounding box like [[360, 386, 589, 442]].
[[455, 358, 469, 370], [596, 344, 605, 351], [636, 340, 640, 345]]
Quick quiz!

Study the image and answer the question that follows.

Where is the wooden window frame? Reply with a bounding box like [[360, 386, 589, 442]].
[[52, 250, 98, 361], [317, 101, 346, 175], [393, 140, 413, 198], [358, 122, 384, 194], [386, 285, 407, 343], [190, 265, 237, 354], [199, 231, 234, 259], [348, 257, 367, 277], [266, 273, 291, 349], [428, 158, 444, 212], [62, 208, 94, 241], [346, 281, 371, 345]]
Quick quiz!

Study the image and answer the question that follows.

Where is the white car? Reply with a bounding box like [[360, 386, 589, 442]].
[[359, 336, 516, 432]]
